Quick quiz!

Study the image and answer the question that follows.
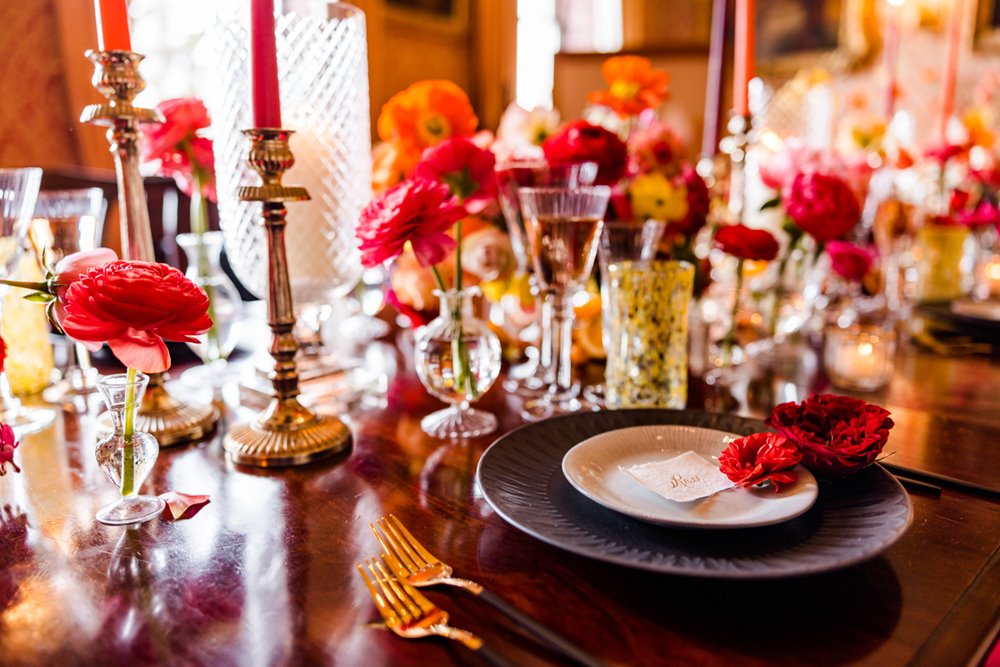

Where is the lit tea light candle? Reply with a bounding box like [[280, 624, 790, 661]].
[[824, 326, 896, 392]]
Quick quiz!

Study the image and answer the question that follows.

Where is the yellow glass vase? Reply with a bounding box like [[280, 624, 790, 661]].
[[2, 252, 54, 395]]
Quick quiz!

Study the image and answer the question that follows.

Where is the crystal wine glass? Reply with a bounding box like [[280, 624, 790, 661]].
[[0, 168, 55, 435], [517, 186, 610, 419], [495, 160, 598, 396], [28, 188, 106, 403]]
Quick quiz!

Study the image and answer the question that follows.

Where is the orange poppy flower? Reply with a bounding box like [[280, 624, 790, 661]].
[[371, 140, 418, 193], [588, 56, 669, 118], [377, 80, 479, 164]]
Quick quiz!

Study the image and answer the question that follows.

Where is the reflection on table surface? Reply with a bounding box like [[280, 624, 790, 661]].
[[1, 334, 998, 666]]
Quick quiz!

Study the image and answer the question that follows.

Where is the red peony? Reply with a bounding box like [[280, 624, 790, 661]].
[[718, 432, 802, 491], [667, 166, 709, 239], [60, 261, 212, 373], [714, 224, 780, 261], [412, 137, 498, 214], [141, 98, 217, 202], [826, 240, 877, 283], [357, 178, 465, 268], [542, 120, 628, 186], [785, 172, 860, 242], [0, 424, 19, 475], [766, 394, 894, 478]]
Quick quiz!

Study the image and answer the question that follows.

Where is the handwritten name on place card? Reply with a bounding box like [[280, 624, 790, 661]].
[[621, 451, 735, 503]]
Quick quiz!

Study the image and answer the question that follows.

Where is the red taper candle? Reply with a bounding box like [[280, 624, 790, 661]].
[[251, 0, 282, 128], [94, 0, 132, 52]]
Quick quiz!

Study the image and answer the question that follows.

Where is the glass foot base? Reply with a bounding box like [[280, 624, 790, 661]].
[[96, 495, 166, 526], [341, 314, 390, 341], [502, 355, 550, 397], [520, 396, 599, 422], [581, 383, 606, 407], [0, 406, 55, 437], [421, 407, 497, 439]]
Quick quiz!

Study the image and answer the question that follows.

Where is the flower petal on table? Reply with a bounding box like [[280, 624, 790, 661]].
[[160, 492, 211, 520]]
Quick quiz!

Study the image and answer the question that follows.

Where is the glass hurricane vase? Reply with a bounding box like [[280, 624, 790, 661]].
[[176, 232, 244, 387], [94, 373, 164, 526], [415, 288, 501, 439]]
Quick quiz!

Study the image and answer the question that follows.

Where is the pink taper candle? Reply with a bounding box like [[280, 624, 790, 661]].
[[733, 0, 755, 116], [701, 0, 728, 157], [251, 0, 282, 128], [94, 0, 132, 51], [883, 0, 902, 119], [939, 0, 965, 143]]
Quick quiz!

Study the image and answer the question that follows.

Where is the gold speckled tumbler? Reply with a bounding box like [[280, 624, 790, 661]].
[[605, 260, 695, 409]]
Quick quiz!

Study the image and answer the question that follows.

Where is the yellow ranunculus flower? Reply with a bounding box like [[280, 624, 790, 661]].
[[628, 172, 689, 223]]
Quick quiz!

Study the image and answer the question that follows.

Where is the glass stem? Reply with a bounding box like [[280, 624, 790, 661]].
[[122, 367, 137, 498], [545, 289, 576, 395], [723, 260, 744, 368]]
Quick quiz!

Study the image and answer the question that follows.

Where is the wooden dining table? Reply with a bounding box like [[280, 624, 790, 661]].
[[1, 329, 998, 667]]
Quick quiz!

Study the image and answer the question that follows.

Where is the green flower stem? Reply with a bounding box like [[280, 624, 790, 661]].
[[723, 259, 744, 368], [0, 279, 48, 292], [122, 367, 137, 498], [190, 168, 221, 359]]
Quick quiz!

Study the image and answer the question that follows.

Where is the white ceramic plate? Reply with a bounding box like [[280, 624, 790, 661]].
[[561, 425, 818, 529]]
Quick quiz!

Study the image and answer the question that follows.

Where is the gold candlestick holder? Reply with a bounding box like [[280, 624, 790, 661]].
[[719, 112, 753, 221], [82, 49, 219, 446], [223, 129, 351, 467]]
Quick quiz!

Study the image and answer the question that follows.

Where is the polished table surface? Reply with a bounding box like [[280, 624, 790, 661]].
[[1, 335, 999, 667]]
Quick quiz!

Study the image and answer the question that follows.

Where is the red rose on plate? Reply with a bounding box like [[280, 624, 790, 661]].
[[718, 432, 802, 491], [785, 172, 860, 242], [714, 223, 780, 261], [826, 240, 877, 283], [766, 393, 894, 478], [542, 120, 628, 186], [60, 261, 212, 373]]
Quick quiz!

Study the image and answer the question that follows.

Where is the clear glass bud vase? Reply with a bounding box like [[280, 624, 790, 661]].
[[177, 232, 244, 385], [415, 288, 501, 439], [95, 373, 164, 525]]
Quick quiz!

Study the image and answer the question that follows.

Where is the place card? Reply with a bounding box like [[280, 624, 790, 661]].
[[621, 451, 735, 503]]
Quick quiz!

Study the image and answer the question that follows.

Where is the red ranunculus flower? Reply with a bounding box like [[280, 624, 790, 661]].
[[766, 393, 894, 478], [357, 178, 465, 268], [141, 98, 217, 202], [924, 143, 968, 164], [667, 166, 709, 239], [826, 240, 877, 283], [542, 120, 628, 186], [718, 432, 802, 491], [0, 424, 20, 475], [412, 137, 498, 214], [0, 334, 5, 375], [60, 261, 212, 373], [785, 172, 861, 242], [714, 224, 780, 261]]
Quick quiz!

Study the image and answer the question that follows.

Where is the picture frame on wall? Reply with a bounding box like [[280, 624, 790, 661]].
[[756, 0, 877, 76], [975, 0, 1000, 52]]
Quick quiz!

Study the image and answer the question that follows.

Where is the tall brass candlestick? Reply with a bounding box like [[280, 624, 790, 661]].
[[82, 49, 219, 446], [223, 129, 351, 466]]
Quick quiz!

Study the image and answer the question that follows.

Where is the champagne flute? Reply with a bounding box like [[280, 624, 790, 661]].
[[517, 186, 610, 419], [495, 160, 598, 396], [0, 168, 55, 435], [28, 188, 107, 404]]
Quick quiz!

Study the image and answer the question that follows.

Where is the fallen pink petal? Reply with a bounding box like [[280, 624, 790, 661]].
[[160, 492, 211, 521]]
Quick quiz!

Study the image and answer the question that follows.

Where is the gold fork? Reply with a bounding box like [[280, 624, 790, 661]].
[[357, 557, 513, 667], [371, 515, 607, 667]]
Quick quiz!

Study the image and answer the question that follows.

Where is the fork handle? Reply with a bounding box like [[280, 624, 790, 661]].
[[474, 643, 518, 667], [476, 589, 608, 667]]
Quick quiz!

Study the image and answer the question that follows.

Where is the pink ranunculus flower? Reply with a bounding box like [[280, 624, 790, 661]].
[[627, 120, 687, 177], [785, 172, 861, 242], [52, 248, 119, 327], [758, 138, 824, 192], [357, 178, 465, 268], [141, 98, 217, 202], [413, 137, 498, 214], [826, 241, 877, 283], [958, 201, 1000, 230], [0, 424, 20, 475]]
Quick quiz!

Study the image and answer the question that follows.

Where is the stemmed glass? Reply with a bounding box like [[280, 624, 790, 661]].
[[495, 160, 598, 396], [0, 168, 54, 435], [517, 186, 610, 419], [584, 219, 666, 405], [28, 188, 106, 403]]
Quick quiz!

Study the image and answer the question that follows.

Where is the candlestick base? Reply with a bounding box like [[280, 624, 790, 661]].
[[224, 401, 351, 467], [97, 372, 219, 446]]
